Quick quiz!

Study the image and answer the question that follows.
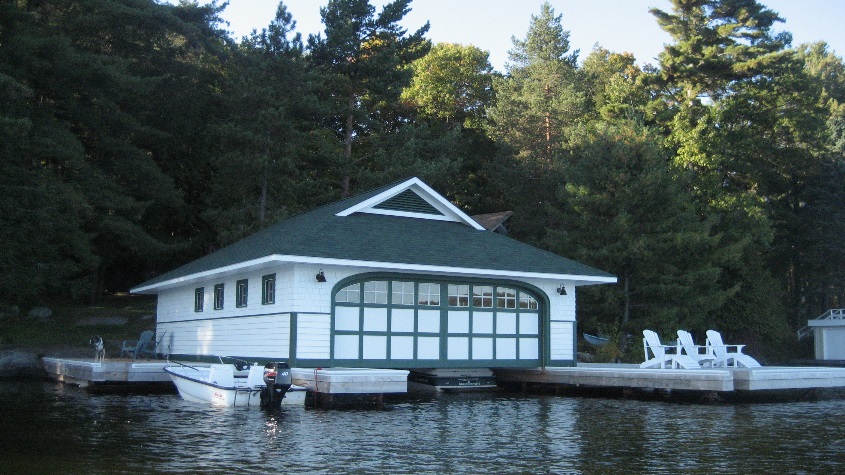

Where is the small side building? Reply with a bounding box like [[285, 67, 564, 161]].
[[807, 309, 845, 360], [131, 177, 616, 369]]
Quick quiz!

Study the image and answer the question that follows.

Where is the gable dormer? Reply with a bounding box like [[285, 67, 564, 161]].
[[336, 177, 485, 230]]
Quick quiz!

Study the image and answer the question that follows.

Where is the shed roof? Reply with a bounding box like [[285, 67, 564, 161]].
[[132, 178, 615, 293]]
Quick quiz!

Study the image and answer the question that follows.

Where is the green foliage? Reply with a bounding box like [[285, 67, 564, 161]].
[[308, 0, 431, 196], [486, 2, 585, 243], [645, 0, 839, 347], [0, 0, 232, 302], [581, 47, 648, 121], [401, 42, 494, 128], [650, 0, 790, 101], [1, 0, 844, 363], [551, 121, 729, 340], [0, 294, 156, 350], [206, 4, 333, 246]]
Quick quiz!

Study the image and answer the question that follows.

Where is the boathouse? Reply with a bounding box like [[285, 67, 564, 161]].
[[807, 309, 845, 360], [131, 177, 616, 369]]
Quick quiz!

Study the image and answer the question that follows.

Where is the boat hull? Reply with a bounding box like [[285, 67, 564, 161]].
[[165, 365, 262, 407], [583, 333, 610, 346], [165, 364, 305, 406]]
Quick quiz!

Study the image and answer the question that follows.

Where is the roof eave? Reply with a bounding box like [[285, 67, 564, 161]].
[[130, 254, 617, 294]]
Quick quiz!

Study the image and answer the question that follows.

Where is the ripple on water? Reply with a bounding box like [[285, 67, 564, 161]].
[[2, 382, 844, 474]]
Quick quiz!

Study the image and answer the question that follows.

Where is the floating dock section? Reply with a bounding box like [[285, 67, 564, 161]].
[[43, 358, 845, 402], [290, 368, 409, 394], [43, 357, 171, 390], [291, 368, 409, 408], [495, 363, 845, 399], [408, 368, 498, 391]]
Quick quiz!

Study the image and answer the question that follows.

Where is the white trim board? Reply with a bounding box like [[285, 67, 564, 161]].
[[131, 253, 617, 293], [336, 177, 485, 230]]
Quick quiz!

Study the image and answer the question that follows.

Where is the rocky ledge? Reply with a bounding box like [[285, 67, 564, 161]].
[[0, 350, 47, 380]]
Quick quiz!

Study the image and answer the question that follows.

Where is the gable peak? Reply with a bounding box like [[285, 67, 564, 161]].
[[336, 177, 484, 229]]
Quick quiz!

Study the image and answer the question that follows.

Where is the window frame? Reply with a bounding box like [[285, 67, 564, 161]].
[[213, 283, 224, 310], [236, 279, 248, 308], [194, 287, 204, 312], [262, 274, 276, 305]]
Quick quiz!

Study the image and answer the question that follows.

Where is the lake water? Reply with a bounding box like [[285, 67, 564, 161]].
[[2, 381, 845, 474]]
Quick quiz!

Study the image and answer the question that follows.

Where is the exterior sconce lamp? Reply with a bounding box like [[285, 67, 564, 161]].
[[316, 270, 326, 283], [557, 284, 567, 296]]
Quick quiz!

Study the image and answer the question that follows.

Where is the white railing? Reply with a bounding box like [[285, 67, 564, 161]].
[[798, 309, 845, 340], [797, 326, 813, 340], [818, 309, 845, 320]]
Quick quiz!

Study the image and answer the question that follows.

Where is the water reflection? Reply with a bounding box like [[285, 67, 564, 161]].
[[2, 382, 844, 474]]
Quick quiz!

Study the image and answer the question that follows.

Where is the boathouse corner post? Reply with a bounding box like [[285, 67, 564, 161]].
[[288, 312, 298, 368]]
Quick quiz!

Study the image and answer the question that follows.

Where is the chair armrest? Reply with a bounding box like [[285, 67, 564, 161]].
[[707, 343, 746, 354], [656, 343, 684, 354], [685, 344, 709, 355]]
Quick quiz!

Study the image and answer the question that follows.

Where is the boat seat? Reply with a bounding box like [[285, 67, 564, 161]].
[[246, 365, 265, 388], [208, 364, 235, 388]]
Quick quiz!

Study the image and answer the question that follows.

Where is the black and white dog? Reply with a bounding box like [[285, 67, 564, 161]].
[[90, 336, 105, 362]]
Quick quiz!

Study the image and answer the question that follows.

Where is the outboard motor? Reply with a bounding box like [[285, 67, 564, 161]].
[[260, 362, 292, 409]]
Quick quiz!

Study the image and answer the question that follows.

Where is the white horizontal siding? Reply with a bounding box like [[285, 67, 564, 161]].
[[296, 313, 331, 359], [157, 314, 290, 358], [549, 321, 575, 360], [152, 263, 587, 364]]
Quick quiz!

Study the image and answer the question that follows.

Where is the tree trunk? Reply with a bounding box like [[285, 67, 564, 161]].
[[258, 161, 268, 226], [342, 91, 355, 197], [544, 84, 553, 161], [620, 270, 632, 352]]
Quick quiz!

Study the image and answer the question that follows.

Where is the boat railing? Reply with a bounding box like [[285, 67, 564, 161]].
[[166, 359, 207, 377], [218, 356, 252, 371]]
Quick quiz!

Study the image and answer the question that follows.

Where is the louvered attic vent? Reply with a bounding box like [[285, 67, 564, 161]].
[[373, 189, 442, 215]]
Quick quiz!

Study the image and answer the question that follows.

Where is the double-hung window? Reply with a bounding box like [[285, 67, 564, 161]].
[[213, 283, 224, 310], [262, 274, 276, 305], [194, 287, 204, 312], [236, 279, 248, 308]]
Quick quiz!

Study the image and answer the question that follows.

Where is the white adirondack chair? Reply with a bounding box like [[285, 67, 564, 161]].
[[677, 330, 716, 367], [705, 330, 761, 368], [641, 330, 701, 369]]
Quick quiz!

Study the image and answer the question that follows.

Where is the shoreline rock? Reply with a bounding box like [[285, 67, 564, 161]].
[[0, 350, 47, 380]]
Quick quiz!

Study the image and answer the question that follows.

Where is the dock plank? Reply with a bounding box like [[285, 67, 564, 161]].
[[496, 364, 845, 394]]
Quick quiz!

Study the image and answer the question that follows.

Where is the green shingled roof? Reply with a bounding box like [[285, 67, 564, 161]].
[[133, 178, 614, 291]]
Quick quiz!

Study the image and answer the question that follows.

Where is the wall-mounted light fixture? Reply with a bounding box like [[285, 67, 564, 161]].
[[316, 270, 326, 283], [557, 284, 567, 295]]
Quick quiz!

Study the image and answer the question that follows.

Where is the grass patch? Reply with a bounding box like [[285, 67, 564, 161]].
[[0, 293, 156, 354]]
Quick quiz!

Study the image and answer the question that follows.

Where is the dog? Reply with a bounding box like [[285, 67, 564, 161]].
[[90, 336, 105, 362]]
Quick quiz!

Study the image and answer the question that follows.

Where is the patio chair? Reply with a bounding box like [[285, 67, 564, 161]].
[[640, 330, 701, 369], [120, 330, 156, 360], [705, 330, 761, 368], [677, 330, 716, 367]]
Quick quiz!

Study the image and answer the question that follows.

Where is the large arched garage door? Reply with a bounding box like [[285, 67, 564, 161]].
[[331, 274, 548, 368]]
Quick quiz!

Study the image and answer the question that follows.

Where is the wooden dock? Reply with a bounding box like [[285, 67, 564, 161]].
[[290, 368, 409, 394], [43, 357, 845, 402], [42, 358, 410, 398], [495, 363, 845, 398], [43, 357, 172, 390]]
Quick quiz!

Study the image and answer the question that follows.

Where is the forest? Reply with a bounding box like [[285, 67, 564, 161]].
[[2, 0, 844, 360]]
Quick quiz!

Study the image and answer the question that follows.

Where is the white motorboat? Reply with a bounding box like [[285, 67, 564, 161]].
[[164, 361, 306, 407]]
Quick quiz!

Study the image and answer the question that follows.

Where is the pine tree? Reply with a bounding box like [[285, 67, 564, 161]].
[[551, 121, 731, 350], [650, 0, 828, 337], [486, 2, 585, 243], [308, 0, 430, 196], [207, 3, 333, 246]]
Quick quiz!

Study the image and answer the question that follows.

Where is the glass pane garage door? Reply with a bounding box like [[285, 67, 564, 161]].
[[332, 279, 541, 367]]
